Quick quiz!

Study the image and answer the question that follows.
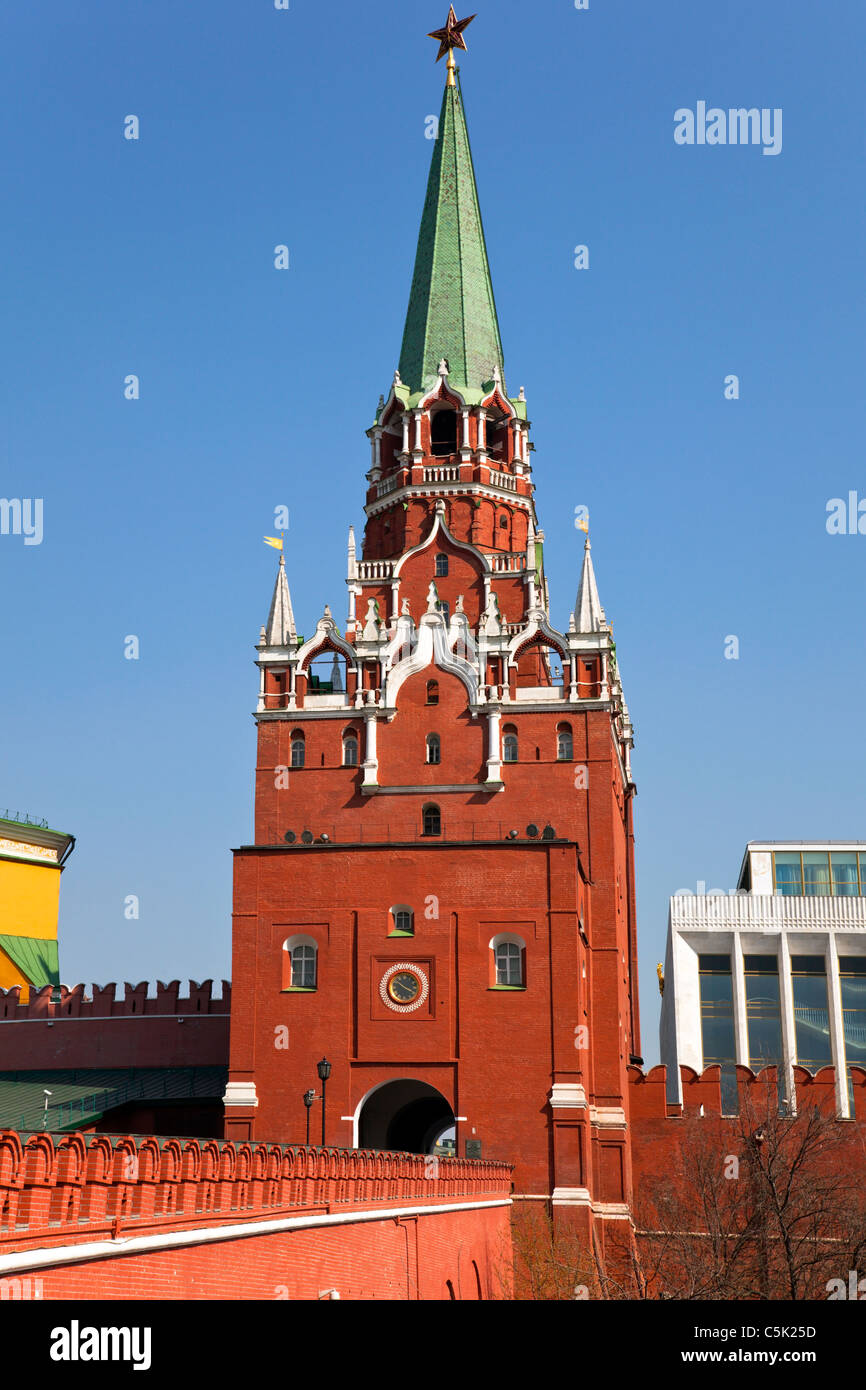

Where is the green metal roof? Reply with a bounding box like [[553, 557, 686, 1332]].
[[0, 1067, 227, 1132], [0, 935, 59, 987], [398, 71, 505, 397]]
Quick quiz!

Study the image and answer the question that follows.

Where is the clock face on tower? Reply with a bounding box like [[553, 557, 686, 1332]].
[[379, 963, 430, 1013], [387, 970, 422, 1004]]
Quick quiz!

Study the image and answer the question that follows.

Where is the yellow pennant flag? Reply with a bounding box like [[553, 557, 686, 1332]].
[[576, 515, 589, 534], [263, 536, 283, 551]]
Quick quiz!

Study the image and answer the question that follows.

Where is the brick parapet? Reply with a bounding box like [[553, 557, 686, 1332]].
[[628, 1062, 866, 1121], [0, 1129, 513, 1258], [0, 979, 231, 1019], [0, 981, 231, 1073]]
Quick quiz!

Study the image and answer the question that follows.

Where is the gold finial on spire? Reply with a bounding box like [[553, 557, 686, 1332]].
[[428, 7, 476, 85]]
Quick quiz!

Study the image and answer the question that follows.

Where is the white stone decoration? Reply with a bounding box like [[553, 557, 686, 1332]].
[[362, 598, 381, 642]]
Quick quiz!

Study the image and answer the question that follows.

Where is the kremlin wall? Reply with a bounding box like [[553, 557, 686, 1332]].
[[0, 1060, 861, 1299]]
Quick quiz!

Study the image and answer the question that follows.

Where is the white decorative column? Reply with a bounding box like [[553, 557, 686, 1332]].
[[257, 664, 266, 713], [461, 408, 471, 452], [778, 931, 797, 1112], [731, 931, 749, 1068], [413, 409, 423, 460], [402, 413, 411, 456], [485, 707, 502, 784], [362, 709, 379, 788], [826, 932, 849, 1118], [288, 662, 297, 710], [477, 408, 487, 459], [391, 582, 400, 620], [373, 428, 382, 471], [568, 654, 578, 701], [511, 419, 522, 464]]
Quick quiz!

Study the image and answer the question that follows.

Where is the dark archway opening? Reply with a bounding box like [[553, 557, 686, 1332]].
[[430, 408, 458, 457], [358, 1079, 455, 1153]]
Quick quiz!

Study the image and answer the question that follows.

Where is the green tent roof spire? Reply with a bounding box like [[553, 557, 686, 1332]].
[[398, 70, 505, 397]]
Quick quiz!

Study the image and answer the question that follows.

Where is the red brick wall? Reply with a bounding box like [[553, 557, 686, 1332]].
[[628, 1062, 866, 1190], [21, 1206, 507, 1301], [0, 1130, 512, 1301], [0, 981, 229, 1071]]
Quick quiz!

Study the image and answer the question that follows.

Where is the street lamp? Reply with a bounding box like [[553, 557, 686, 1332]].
[[317, 1058, 331, 1148], [303, 1089, 316, 1146]]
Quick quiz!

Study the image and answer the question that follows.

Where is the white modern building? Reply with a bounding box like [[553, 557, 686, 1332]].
[[659, 842, 866, 1115]]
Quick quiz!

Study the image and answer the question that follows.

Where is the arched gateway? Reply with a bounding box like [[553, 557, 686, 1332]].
[[357, 1080, 454, 1154]]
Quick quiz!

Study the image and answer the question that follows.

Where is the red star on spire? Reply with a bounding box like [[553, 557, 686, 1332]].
[[427, 7, 476, 63]]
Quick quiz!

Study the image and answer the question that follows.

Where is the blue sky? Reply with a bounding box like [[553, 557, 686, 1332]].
[[1, 1, 863, 1062]]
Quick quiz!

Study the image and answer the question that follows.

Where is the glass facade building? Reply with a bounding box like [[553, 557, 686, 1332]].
[[773, 850, 866, 897], [661, 842, 866, 1116]]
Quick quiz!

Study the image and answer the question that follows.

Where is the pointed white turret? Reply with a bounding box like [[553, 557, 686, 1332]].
[[574, 536, 606, 634], [264, 554, 297, 646], [347, 525, 357, 580]]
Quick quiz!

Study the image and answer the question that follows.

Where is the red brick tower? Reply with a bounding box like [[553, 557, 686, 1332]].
[[225, 39, 639, 1249]]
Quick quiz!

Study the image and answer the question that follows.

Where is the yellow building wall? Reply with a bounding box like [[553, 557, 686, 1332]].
[[0, 858, 62, 994], [0, 858, 61, 939], [0, 945, 31, 992]]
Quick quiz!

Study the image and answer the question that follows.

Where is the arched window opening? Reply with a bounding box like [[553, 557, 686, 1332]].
[[496, 942, 522, 985], [379, 423, 401, 472], [430, 407, 458, 457], [290, 732, 306, 768], [390, 907, 414, 937], [502, 725, 518, 763], [557, 722, 573, 761], [515, 638, 566, 691], [426, 680, 439, 706], [486, 411, 509, 460], [435, 553, 449, 577], [499, 515, 508, 529], [283, 935, 318, 991], [490, 935, 525, 988], [343, 731, 359, 767], [426, 733, 441, 766], [291, 944, 316, 989], [422, 804, 441, 838], [307, 651, 349, 695]]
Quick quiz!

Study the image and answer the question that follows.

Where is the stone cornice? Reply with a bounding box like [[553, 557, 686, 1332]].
[[365, 480, 532, 520]]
